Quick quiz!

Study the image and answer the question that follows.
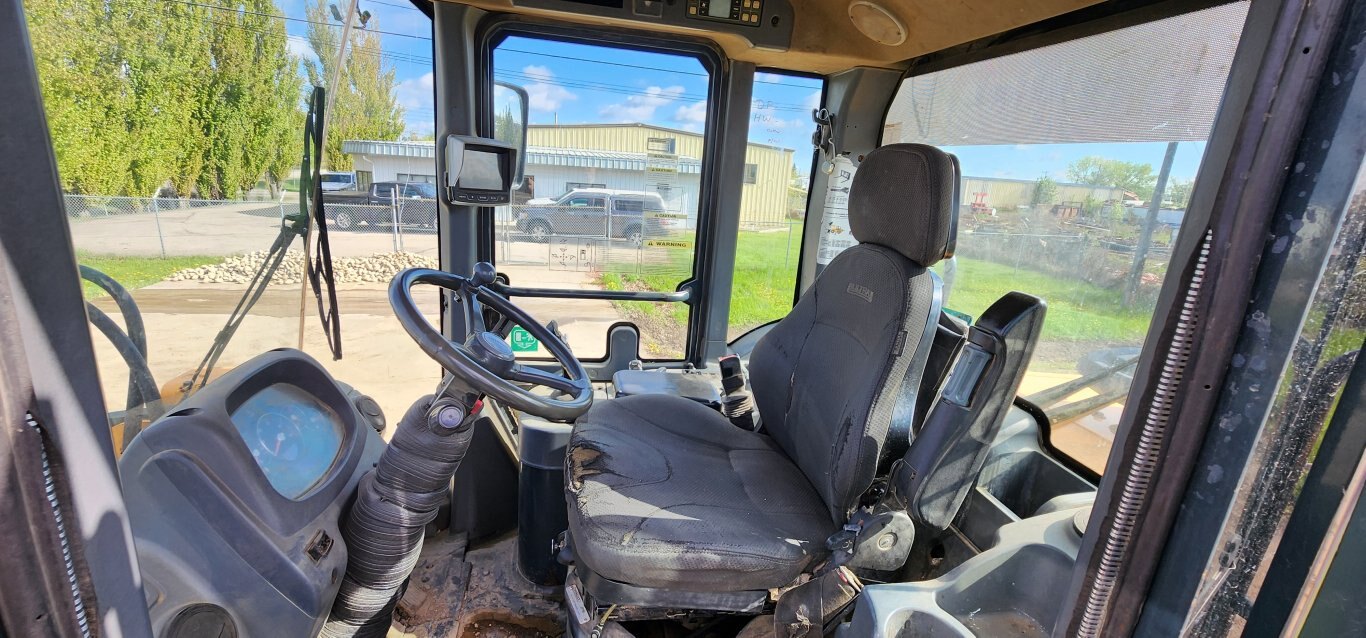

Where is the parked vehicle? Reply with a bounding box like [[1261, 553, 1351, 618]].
[[323, 181, 437, 230], [515, 188, 673, 246], [319, 171, 356, 191]]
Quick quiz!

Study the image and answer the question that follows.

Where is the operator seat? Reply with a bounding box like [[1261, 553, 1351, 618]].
[[564, 144, 956, 596]]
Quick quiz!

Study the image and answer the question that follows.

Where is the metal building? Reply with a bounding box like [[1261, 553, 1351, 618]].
[[343, 123, 801, 228]]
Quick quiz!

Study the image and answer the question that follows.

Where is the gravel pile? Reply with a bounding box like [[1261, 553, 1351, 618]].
[[168, 250, 439, 285]]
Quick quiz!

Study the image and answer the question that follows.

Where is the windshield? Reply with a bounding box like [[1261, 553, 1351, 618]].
[[879, 2, 1250, 474], [28, 0, 442, 454]]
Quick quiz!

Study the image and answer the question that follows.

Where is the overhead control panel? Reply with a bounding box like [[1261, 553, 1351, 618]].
[[687, 0, 765, 27], [513, 0, 794, 51]]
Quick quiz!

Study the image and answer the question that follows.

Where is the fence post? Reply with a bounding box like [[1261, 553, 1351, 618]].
[[390, 185, 400, 253], [151, 199, 167, 259]]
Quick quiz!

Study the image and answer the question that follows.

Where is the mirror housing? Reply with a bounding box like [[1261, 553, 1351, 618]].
[[492, 81, 529, 190]]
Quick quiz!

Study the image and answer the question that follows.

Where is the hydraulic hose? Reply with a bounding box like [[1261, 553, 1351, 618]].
[[321, 394, 475, 638]]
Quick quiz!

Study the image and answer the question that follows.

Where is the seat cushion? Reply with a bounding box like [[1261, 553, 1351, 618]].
[[565, 395, 836, 592]]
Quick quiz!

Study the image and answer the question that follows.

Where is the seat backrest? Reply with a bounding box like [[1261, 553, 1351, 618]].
[[749, 144, 957, 521], [895, 291, 1047, 531]]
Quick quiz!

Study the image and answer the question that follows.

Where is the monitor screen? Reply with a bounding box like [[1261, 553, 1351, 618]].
[[459, 149, 507, 191]]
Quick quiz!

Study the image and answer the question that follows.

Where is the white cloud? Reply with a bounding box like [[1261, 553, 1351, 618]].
[[755, 72, 785, 84], [394, 72, 435, 138], [804, 90, 822, 111], [287, 38, 316, 61], [404, 120, 435, 139], [673, 101, 707, 125], [599, 85, 685, 122], [523, 65, 577, 113]]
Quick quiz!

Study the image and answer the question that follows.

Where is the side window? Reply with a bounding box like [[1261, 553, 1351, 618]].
[[614, 199, 643, 213], [494, 36, 709, 359], [879, 2, 1249, 473], [725, 71, 824, 339]]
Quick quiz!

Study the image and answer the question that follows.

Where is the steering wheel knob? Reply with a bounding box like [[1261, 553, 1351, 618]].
[[471, 261, 497, 288], [466, 331, 515, 374]]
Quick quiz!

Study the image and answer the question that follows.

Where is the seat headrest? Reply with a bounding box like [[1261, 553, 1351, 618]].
[[849, 144, 958, 266]]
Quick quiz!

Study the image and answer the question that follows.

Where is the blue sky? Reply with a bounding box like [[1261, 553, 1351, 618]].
[[274, 1, 1209, 184]]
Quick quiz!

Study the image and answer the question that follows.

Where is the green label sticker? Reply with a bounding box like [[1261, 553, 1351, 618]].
[[509, 326, 540, 352]]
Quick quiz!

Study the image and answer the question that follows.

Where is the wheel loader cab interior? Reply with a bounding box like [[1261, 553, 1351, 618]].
[[16, 0, 1359, 637]]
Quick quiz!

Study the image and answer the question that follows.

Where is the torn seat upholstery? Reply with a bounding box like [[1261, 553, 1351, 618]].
[[565, 144, 958, 595]]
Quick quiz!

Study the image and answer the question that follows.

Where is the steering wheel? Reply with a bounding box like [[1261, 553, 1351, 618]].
[[389, 263, 593, 421]]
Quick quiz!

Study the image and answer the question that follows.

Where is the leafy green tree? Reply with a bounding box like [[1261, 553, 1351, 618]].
[[1031, 175, 1058, 207], [493, 104, 523, 151], [1165, 179, 1195, 209], [196, 0, 302, 198], [1066, 156, 1157, 200], [303, 0, 405, 171], [27, 0, 133, 195], [26, 0, 302, 197]]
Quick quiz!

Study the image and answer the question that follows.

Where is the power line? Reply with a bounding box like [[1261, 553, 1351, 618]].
[[365, 0, 425, 11], [166, 1, 817, 91], [162, 0, 433, 40], [497, 47, 817, 88]]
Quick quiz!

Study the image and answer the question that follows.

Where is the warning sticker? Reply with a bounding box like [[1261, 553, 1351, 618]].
[[645, 239, 693, 249], [645, 211, 688, 220], [817, 156, 858, 265]]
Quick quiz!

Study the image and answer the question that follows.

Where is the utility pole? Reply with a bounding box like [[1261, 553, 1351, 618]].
[[1124, 141, 1178, 308]]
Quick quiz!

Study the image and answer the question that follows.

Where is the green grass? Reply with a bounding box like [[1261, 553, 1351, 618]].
[[76, 254, 222, 298], [945, 258, 1153, 343], [601, 229, 803, 333], [602, 228, 1154, 350]]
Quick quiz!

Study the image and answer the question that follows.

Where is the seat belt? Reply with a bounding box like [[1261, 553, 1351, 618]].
[[717, 354, 757, 430]]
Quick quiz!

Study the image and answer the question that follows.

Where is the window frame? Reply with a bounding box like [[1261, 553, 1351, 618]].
[[477, 20, 731, 365], [742, 163, 758, 184]]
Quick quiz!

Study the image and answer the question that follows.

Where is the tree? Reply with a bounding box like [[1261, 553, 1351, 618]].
[[1165, 179, 1195, 209], [303, 0, 405, 171], [1031, 175, 1058, 207], [197, 0, 303, 198], [26, 0, 302, 197], [493, 104, 523, 151], [1066, 156, 1157, 200]]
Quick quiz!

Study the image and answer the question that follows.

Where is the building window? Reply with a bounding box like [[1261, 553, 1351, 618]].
[[355, 170, 373, 189], [743, 163, 758, 184], [648, 137, 676, 154], [397, 173, 436, 184]]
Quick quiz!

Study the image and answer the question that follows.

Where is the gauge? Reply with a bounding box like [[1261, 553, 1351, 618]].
[[254, 412, 303, 461], [231, 384, 345, 499]]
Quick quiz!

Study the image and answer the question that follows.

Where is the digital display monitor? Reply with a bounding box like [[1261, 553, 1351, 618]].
[[707, 1, 730, 18], [457, 149, 507, 191]]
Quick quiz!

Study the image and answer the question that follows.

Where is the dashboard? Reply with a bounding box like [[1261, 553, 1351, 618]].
[[231, 383, 345, 499], [118, 349, 385, 638]]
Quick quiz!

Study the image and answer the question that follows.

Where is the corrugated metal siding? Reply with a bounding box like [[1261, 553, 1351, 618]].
[[345, 125, 799, 224]]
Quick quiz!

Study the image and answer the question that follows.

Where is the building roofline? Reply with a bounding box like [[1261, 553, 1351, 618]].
[[527, 122, 795, 153]]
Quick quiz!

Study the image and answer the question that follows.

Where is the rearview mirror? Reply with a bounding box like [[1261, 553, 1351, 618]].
[[492, 81, 529, 190]]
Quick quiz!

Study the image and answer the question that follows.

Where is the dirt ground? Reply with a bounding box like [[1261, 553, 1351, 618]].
[[87, 264, 626, 432]]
